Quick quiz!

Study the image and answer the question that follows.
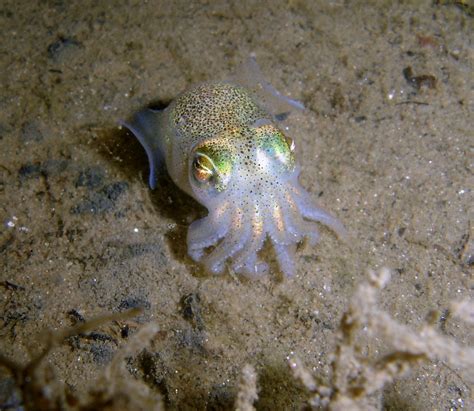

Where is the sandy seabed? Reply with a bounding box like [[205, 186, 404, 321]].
[[0, 1, 472, 410]]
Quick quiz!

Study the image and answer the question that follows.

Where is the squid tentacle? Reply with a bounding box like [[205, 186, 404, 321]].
[[265, 200, 295, 246], [292, 183, 347, 239], [277, 191, 304, 243], [203, 211, 252, 274], [187, 205, 231, 261], [277, 190, 321, 246], [243, 259, 269, 277], [189, 179, 345, 277], [232, 209, 266, 274], [272, 243, 297, 277]]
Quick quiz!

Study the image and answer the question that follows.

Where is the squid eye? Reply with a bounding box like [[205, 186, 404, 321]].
[[190, 140, 233, 192], [192, 153, 215, 183], [252, 124, 296, 171]]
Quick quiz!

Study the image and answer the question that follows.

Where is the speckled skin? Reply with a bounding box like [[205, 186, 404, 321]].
[[123, 63, 346, 277]]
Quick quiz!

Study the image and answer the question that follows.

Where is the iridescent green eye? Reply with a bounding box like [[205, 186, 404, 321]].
[[191, 141, 233, 191], [254, 124, 296, 170], [193, 153, 215, 183]]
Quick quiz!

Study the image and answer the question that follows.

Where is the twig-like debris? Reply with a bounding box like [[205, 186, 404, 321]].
[[235, 364, 258, 411], [31, 308, 142, 372], [97, 322, 163, 410], [288, 353, 317, 392], [289, 268, 474, 410], [451, 299, 474, 325], [0, 308, 150, 411]]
